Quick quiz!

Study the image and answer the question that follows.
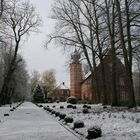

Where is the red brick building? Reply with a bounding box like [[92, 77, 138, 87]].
[[51, 82, 70, 102], [70, 50, 130, 105]]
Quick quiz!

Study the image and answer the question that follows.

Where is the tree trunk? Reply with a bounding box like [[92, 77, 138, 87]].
[[104, 0, 118, 106], [114, 0, 136, 107], [92, 1, 108, 105], [0, 41, 19, 105], [92, 50, 100, 103]]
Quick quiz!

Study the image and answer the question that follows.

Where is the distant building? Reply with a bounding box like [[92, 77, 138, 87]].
[[51, 82, 70, 102], [70, 50, 138, 105]]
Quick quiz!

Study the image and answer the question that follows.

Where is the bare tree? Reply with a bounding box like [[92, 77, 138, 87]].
[[47, 0, 104, 103], [0, 0, 41, 104], [114, 0, 139, 107], [48, 0, 139, 107]]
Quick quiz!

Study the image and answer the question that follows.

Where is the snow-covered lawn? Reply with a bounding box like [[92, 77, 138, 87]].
[[41, 102, 140, 140], [0, 103, 20, 123]]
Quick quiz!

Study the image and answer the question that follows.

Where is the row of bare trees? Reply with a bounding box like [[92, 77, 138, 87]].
[[0, 0, 41, 105], [47, 0, 140, 107]]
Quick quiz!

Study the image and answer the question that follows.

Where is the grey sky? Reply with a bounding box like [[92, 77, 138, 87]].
[[22, 0, 70, 86]]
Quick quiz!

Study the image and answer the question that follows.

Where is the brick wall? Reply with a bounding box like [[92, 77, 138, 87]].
[[70, 63, 82, 100], [80, 55, 129, 105]]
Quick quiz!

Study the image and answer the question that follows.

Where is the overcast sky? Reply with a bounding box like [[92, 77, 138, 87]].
[[21, 0, 70, 86]]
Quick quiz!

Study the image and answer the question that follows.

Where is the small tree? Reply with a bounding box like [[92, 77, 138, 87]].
[[33, 85, 44, 103]]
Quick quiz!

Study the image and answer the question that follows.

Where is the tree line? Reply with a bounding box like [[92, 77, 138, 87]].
[[0, 0, 41, 105], [30, 69, 57, 102], [47, 0, 140, 107]]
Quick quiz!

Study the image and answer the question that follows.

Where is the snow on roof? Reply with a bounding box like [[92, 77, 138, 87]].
[[84, 71, 91, 79], [58, 82, 69, 90]]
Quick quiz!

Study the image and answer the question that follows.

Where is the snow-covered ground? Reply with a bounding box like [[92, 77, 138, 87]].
[[0, 103, 20, 123], [0, 102, 79, 140], [41, 102, 140, 140]]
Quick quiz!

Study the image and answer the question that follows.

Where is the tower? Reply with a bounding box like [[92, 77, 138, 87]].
[[70, 49, 82, 100]]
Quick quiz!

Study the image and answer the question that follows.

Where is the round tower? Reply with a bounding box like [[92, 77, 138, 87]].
[[70, 49, 82, 100]]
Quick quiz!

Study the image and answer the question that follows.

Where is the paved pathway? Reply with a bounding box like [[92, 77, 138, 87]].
[[0, 102, 79, 140]]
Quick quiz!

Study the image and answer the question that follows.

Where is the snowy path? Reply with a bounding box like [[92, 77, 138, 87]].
[[0, 102, 79, 140]]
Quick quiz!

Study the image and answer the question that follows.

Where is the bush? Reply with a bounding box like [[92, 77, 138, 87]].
[[103, 106, 107, 109], [59, 113, 66, 120], [83, 108, 89, 114], [64, 116, 73, 124], [73, 106, 77, 109], [55, 112, 60, 117], [67, 96, 77, 104], [87, 126, 102, 139], [4, 114, 9, 116], [60, 106, 64, 109], [46, 107, 50, 111], [51, 110, 56, 114], [83, 105, 91, 109], [52, 105, 56, 108], [49, 109, 53, 112], [83, 104, 88, 108], [39, 105, 43, 107], [74, 120, 84, 129], [87, 106, 91, 109], [136, 118, 140, 123], [10, 108, 14, 111], [67, 104, 73, 108], [56, 100, 59, 103], [43, 106, 47, 110]]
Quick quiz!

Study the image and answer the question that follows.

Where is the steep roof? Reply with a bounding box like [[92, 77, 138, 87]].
[[58, 82, 69, 90]]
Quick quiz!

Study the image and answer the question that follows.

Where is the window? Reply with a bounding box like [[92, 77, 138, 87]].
[[120, 78, 124, 86]]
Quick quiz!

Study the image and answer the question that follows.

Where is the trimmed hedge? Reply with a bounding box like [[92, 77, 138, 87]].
[[60, 106, 64, 109], [73, 106, 77, 109], [4, 114, 9, 116], [83, 104, 88, 108], [59, 113, 66, 120], [87, 106, 91, 109], [55, 112, 60, 117], [64, 116, 73, 124], [51, 110, 56, 114], [39, 105, 43, 107], [67, 104, 73, 108], [83, 108, 89, 114], [67, 96, 77, 104], [10, 109, 14, 111], [74, 120, 84, 129], [87, 126, 102, 139]]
